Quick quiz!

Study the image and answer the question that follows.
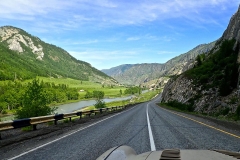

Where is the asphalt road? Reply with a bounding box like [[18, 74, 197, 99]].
[[4, 95, 240, 160]]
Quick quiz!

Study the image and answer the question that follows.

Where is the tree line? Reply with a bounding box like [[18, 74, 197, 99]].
[[0, 79, 79, 115]]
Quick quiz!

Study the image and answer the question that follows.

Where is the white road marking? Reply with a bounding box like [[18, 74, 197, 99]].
[[8, 106, 136, 160], [146, 102, 156, 151]]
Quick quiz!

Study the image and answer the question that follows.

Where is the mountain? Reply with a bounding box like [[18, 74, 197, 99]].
[[102, 41, 215, 85], [161, 6, 240, 117], [0, 26, 116, 83], [101, 64, 134, 77], [103, 63, 165, 85]]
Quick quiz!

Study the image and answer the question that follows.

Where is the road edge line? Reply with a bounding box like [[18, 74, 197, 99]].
[[147, 103, 156, 151], [160, 107, 240, 139]]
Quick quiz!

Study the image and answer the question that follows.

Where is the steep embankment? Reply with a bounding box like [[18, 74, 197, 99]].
[[161, 6, 240, 118], [0, 26, 116, 84]]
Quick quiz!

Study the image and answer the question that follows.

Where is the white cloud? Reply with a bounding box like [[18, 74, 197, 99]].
[[69, 50, 138, 61], [1, 0, 238, 30], [126, 37, 140, 41]]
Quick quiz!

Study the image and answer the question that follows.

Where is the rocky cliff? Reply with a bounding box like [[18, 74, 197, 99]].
[[0, 26, 44, 60], [161, 6, 240, 117]]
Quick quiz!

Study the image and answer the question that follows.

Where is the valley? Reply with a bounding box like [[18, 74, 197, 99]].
[[1, 2, 240, 159]]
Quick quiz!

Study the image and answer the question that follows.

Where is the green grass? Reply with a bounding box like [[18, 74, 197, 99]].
[[0, 76, 127, 100], [81, 90, 160, 111], [35, 77, 127, 98], [133, 90, 160, 103]]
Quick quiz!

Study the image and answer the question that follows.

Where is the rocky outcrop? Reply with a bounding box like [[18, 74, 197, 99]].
[[161, 74, 239, 115], [161, 75, 195, 103], [0, 26, 44, 60], [143, 76, 170, 90], [161, 6, 240, 116], [221, 5, 240, 42]]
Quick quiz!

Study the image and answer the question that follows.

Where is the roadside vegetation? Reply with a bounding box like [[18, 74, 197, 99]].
[[82, 90, 160, 111], [184, 39, 239, 96], [0, 77, 128, 120]]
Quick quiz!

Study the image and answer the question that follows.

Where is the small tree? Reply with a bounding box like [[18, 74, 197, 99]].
[[120, 89, 122, 95], [93, 91, 104, 100], [196, 55, 202, 66], [138, 88, 142, 95], [84, 91, 93, 99], [16, 79, 56, 119], [94, 99, 106, 109]]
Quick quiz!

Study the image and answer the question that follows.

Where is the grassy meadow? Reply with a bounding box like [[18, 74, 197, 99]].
[[7, 76, 127, 99], [81, 90, 160, 111]]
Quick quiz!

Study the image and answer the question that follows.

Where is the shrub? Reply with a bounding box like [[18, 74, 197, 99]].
[[236, 105, 240, 120], [94, 99, 106, 109], [230, 97, 238, 104], [221, 107, 230, 116], [166, 100, 194, 112]]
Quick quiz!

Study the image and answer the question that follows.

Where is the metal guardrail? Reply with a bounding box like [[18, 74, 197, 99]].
[[0, 104, 135, 140]]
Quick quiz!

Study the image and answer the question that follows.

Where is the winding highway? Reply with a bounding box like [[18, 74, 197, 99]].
[[3, 95, 240, 160]]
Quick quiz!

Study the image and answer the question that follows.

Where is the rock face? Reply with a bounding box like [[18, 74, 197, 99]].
[[0, 26, 44, 60], [221, 5, 240, 42], [161, 6, 240, 116], [161, 75, 195, 103], [142, 76, 170, 90], [161, 74, 239, 115]]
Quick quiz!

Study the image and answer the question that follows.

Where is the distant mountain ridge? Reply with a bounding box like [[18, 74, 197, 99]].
[[0, 26, 116, 83], [102, 41, 216, 85], [101, 64, 134, 77]]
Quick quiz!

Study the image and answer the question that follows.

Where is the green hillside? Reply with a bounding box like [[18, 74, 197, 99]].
[[0, 26, 115, 83]]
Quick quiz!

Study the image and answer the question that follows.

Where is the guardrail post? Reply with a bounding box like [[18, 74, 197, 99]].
[[0, 133, 2, 140], [69, 117, 72, 122], [32, 124, 37, 131], [90, 110, 94, 117], [100, 108, 103, 114], [54, 114, 63, 125], [77, 112, 82, 119]]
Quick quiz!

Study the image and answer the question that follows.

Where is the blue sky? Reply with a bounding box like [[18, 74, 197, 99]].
[[0, 0, 240, 69]]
